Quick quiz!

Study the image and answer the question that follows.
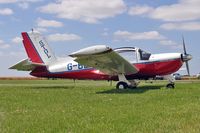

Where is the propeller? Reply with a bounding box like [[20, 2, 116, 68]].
[[182, 36, 187, 55], [181, 36, 192, 76]]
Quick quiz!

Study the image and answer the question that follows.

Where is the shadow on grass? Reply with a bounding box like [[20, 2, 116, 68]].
[[28, 85, 75, 90], [96, 85, 163, 94]]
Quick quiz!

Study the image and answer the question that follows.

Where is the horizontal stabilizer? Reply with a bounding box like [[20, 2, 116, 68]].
[[9, 58, 46, 71]]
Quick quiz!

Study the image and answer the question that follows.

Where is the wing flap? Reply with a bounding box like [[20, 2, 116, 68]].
[[70, 45, 138, 75]]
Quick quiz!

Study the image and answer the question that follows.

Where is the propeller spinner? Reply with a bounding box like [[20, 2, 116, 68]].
[[181, 37, 192, 75]]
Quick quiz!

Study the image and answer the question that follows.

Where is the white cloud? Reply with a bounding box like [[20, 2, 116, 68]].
[[160, 22, 200, 31], [114, 30, 165, 41], [47, 33, 81, 42], [160, 40, 178, 46], [36, 18, 63, 28], [0, 0, 42, 4], [38, 0, 126, 24], [34, 27, 48, 33], [101, 28, 109, 36], [129, 0, 200, 22], [18, 2, 29, 9], [0, 8, 13, 15], [128, 5, 153, 15], [9, 51, 26, 57], [159, 39, 183, 50], [101, 32, 109, 36], [0, 45, 9, 49], [0, 0, 16, 3], [12, 37, 22, 44], [0, 0, 42, 10], [0, 39, 10, 49]]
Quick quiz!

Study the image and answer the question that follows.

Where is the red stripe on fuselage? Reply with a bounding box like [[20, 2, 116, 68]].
[[30, 68, 109, 80], [30, 58, 183, 80], [22, 32, 43, 64], [135, 58, 183, 76]]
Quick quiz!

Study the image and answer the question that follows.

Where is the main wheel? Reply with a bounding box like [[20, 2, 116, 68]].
[[116, 82, 128, 89], [166, 83, 175, 89]]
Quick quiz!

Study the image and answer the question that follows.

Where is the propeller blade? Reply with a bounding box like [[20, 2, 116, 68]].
[[185, 61, 190, 76], [182, 36, 191, 76], [182, 36, 187, 55]]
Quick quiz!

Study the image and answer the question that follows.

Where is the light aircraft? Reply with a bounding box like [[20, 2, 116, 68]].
[[10, 31, 192, 89]]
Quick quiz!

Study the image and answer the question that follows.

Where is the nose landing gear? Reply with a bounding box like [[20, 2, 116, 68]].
[[164, 75, 175, 89], [166, 83, 175, 88]]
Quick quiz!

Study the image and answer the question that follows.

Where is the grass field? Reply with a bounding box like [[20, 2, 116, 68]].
[[0, 79, 200, 133]]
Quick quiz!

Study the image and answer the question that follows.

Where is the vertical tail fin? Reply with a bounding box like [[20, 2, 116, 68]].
[[22, 31, 56, 65]]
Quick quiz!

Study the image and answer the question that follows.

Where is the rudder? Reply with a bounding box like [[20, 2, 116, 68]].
[[22, 32, 56, 65]]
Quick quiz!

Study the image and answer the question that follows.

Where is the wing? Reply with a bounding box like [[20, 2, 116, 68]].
[[69, 45, 138, 75], [9, 58, 46, 71]]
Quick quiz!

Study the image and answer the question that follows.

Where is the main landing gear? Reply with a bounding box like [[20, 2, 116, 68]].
[[116, 74, 139, 89], [116, 81, 128, 89], [164, 75, 175, 89]]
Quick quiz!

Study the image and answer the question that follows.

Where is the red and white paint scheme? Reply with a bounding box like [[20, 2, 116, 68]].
[[10, 31, 192, 89]]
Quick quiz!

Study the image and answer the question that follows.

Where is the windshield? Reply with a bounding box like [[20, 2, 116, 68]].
[[117, 51, 136, 63]]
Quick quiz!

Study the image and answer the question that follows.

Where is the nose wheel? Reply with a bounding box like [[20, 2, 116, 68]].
[[166, 83, 175, 89], [164, 75, 175, 89]]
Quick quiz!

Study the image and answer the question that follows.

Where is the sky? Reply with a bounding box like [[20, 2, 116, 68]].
[[0, 0, 199, 77]]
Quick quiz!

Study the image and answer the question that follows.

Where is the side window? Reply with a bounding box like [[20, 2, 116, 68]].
[[118, 51, 137, 63], [139, 49, 151, 60]]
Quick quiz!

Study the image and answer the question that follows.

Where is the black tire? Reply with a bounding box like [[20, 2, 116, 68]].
[[116, 82, 128, 89], [166, 83, 175, 89]]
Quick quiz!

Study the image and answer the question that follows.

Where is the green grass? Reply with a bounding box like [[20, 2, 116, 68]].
[[0, 79, 200, 133]]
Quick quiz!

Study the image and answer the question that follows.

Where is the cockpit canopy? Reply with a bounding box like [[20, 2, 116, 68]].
[[138, 49, 151, 60], [114, 47, 151, 63]]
